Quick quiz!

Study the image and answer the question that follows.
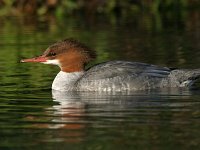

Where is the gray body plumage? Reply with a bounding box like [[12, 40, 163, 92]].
[[76, 61, 200, 91]]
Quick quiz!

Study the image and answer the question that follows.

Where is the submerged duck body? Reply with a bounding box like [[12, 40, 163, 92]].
[[21, 39, 200, 91]]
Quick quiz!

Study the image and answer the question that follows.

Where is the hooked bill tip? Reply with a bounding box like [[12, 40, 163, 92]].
[[20, 59, 25, 63]]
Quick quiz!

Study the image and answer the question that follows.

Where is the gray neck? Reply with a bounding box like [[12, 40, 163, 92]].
[[52, 71, 84, 91]]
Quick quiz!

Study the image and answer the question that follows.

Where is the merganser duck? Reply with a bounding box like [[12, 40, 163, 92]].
[[21, 39, 200, 91]]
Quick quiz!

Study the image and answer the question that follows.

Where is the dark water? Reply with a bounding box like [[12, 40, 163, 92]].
[[0, 13, 200, 150]]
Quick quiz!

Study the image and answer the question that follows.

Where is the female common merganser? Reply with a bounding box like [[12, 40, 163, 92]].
[[21, 39, 200, 91]]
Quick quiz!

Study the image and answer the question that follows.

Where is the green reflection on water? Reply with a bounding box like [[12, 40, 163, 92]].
[[0, 13, 200, 150]]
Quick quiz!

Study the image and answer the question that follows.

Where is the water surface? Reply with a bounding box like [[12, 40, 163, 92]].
[[0, 14, 200, 150]]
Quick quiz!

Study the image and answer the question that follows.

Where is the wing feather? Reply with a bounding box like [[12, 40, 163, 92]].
[[79, 61, 171, 81]]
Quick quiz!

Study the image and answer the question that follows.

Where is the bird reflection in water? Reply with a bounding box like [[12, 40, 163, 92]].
[[45, 90, 87, 143], [24, 88, 195, 144], [49, 90, 86, 129]]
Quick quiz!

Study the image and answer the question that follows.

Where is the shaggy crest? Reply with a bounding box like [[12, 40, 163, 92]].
[[43, 38, 96, 61]]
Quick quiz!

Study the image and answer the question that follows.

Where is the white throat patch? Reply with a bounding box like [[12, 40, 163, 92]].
[[42, 59, 61, 66], [52, 71, 84, 91]]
